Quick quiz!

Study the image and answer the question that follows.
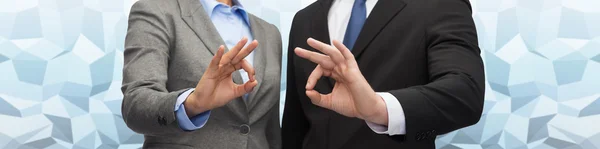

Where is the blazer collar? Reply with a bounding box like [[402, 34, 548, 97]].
[[245, 14, 269, 115]]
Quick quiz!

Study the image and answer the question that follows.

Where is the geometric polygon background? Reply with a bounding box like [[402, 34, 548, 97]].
[[1, 0, 599, 148], [0, 0, 137, 148], [436, 0, 600, 148]]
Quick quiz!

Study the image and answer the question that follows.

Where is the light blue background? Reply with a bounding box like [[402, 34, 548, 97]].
[[1, 0, 600, 148]]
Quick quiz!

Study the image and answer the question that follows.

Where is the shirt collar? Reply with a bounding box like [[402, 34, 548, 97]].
[[200, 0, 250, 25]]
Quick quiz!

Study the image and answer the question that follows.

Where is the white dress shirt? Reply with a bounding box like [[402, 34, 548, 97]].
[[327, 0, 406, 135]]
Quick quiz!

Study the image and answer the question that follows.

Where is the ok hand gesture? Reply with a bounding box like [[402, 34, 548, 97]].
[[295, 38, 388, 125], [185, 37, 258, 116]]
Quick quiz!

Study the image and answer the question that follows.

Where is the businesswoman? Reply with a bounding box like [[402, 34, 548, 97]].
[[121, 0, 282, 148]]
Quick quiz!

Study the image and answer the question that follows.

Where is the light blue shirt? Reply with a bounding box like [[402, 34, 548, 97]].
[[174, 0, 254, 131]]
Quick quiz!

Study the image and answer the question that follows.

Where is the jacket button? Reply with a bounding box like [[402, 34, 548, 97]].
[[429, 130, 437, 139], [158, 116, 167, 126], [240, 124, 250, 134], [415, 132, 423, 141]]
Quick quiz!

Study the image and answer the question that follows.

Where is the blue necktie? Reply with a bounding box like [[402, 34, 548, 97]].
[[343, 0, 367, 51]]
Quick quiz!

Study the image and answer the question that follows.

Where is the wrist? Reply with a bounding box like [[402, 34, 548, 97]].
[[184, 91, 209, 117], [376, 95, 389, 125], [366, 94, 389, 125]]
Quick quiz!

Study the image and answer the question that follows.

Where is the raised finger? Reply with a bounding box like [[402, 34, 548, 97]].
[[307, 38, 346, 65], [294, 47, 336, 69], [208, 46, 225, 71], [218, 62, 237, 75], [332, 40, 355, 60], [220, 37, 249, 65], [232, 40, 258, 64]]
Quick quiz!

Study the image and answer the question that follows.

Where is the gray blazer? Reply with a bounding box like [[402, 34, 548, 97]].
[[121, 0, 282, 148]]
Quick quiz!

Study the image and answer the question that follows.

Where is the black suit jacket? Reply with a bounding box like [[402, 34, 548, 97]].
[[282, 0, 485, 148]]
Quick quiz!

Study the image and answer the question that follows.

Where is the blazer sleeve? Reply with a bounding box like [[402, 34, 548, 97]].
[[121, 0, 186, 136], [387, 0, 485, 142], [281, 15, 310, 149]]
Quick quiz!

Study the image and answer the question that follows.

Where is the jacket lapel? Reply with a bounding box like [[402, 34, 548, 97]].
[[246, 15, 267, 110], [178, 0, 223, 56], [178, 0, 247, 120], [350, 0, 406, 59], [311, 0, 333, 45], [328, 0, 407, 149], [311, 0, 338, 88]]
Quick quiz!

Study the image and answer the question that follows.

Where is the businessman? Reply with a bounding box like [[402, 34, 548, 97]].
[[282, 0, 485, 148], [122, 0, 282, 148]]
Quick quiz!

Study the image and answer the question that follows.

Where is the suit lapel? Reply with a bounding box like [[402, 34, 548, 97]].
[[328, 0, 407, 149], [350, 0, 406, 59], [246, 15, 267, 111], [178, 0, 247, 120], [311, 0, 333, 45], [179, 0, 223, 56], [311, 0, 338, 88]]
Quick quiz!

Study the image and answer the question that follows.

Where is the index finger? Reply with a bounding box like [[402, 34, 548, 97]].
[[307, 38, 346, 65], [306, 65, 324, 90], [221, 37, 249, 65], [238, 59, 256, 82], [294, 47, 336, 70]]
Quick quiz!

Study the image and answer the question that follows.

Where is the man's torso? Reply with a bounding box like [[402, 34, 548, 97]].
[[288, 0, 438, 148]]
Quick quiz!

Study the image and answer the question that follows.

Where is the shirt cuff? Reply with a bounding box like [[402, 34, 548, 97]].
[[174, 88, 211, 131], [365, 92, 406, 135]]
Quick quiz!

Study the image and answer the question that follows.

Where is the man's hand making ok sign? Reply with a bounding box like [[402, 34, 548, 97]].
[[294, 38, 389, 125]]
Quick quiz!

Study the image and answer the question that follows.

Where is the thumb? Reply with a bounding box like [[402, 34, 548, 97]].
[[306, 90, 330, 109]]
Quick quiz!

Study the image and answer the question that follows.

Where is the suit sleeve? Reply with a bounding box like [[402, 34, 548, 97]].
[[387, 0, 485, 142], [121, 0, 186, 136], [281, 16, 310, 149]]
